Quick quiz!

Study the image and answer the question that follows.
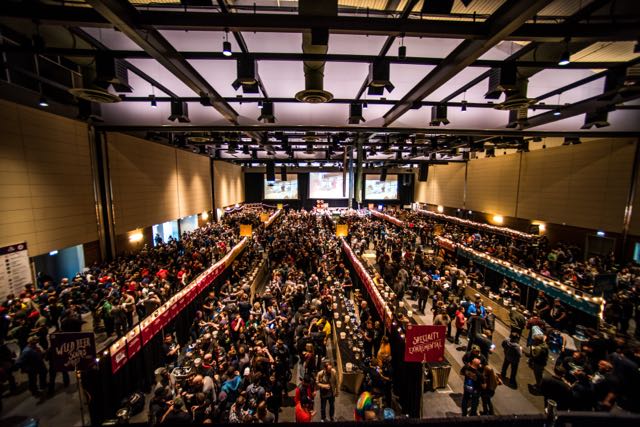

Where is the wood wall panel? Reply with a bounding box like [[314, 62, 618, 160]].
[[213, 161, 245, 210], [0, 100, 98, 256], [177, 150, 212, 217], [415, 163, 465, 208], [466, 155, 520, 217], [107, 133, 180, 234], [518, 139, 634, 233]]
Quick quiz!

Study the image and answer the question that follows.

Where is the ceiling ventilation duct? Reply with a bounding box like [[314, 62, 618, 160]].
[[506, 108, 529, 129], [485, 64, 518, 100], [494, 78, 536, 111], [94, 53, 132, 93], [295, 0, 336, 103], [69, 66, 121, 104]]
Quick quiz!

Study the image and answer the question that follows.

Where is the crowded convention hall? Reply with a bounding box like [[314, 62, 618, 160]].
[[1, 1, 640, 427]]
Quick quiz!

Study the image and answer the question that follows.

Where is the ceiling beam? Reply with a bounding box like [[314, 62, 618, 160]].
[[95, 125, 640, 138], [437, 0, 615, 106], [2, 4, 637, 42], [84, 0, 239, 124], [120, 96, 585, 111], [1, 45, 626, 70], [523, 86, 640, 130], [383, 0, 554, 127]]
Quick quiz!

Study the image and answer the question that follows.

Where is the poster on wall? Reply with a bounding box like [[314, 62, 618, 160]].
[[0, 242, 33, 302], [309, 172, 351, 199], [264, 175, 299, 199], [365, 174, 399, 200]]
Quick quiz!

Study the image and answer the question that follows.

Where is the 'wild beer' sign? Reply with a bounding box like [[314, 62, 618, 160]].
[[50, 332, 97, 371]]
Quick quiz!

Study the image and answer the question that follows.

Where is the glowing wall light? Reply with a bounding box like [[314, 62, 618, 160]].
[[129, 230, 144, 242]]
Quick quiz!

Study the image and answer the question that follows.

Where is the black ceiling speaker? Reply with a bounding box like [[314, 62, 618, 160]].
[[430, 104, 449, 126], [280, 166, 287, 181], [421, 0, 454, 14], [258, 101, 275, 123], [367, 59, 394, 96], [266, 162, 276, 182], [418, 163, 429, 182], [232, 55, 259, 93], [380, 168, 388, 182], [581, 110, 610, 129], [95, 54, 132, 92], [168, 100, 190, 122], [348, 102, 365, 124]]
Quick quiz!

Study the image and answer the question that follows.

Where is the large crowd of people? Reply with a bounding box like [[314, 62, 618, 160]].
[[343, 210, 640, 416], [148, 210, 394, 424], [0, 207, 271, 407], [1, 206, 639, 422]]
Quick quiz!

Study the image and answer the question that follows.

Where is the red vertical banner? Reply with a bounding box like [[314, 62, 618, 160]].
[[404, 325, 446, 363]]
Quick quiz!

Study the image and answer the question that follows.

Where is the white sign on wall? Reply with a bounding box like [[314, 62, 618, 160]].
[[0, 242, 33, 301]]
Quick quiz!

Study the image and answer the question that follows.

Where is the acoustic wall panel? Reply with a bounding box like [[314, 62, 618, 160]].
[[0, 100, 98, 256], [107, 133, 180, 234], [177, 150, 212, 217], [415, 163, 465, 208], [466, 155, 520, 217], [518, 139, 634, 233], [213, 161, 245, 210]]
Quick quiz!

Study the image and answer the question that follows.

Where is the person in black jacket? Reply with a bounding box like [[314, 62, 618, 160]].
[[16, 336, 47, 396], [500, 333, 522, 388], [460, 358, 484, 416]]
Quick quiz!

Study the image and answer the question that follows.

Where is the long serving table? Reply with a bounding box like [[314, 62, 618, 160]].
[[108, 209, 282, 374], [340, 237, 417, 338], [330, 285, 365, 393], [371, 209, 604, 319]]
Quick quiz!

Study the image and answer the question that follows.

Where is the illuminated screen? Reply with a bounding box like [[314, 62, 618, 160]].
[[264, 174, 298, 200], [365, 174, 398, 200], [309, 172, 351, 199]]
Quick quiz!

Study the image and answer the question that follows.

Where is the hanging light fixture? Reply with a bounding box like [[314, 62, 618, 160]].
[[222, 29, 232, 57], [38, 96, 49, 108], [461, 91, 467, 111], [558, 37, 571, 66], [553, 93, 562, 116], [398, 35, 406, 60], [149, 94, 157, 108]]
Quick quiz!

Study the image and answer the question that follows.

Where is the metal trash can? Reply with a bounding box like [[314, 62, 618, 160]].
[[426, 362, 451, 390]]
